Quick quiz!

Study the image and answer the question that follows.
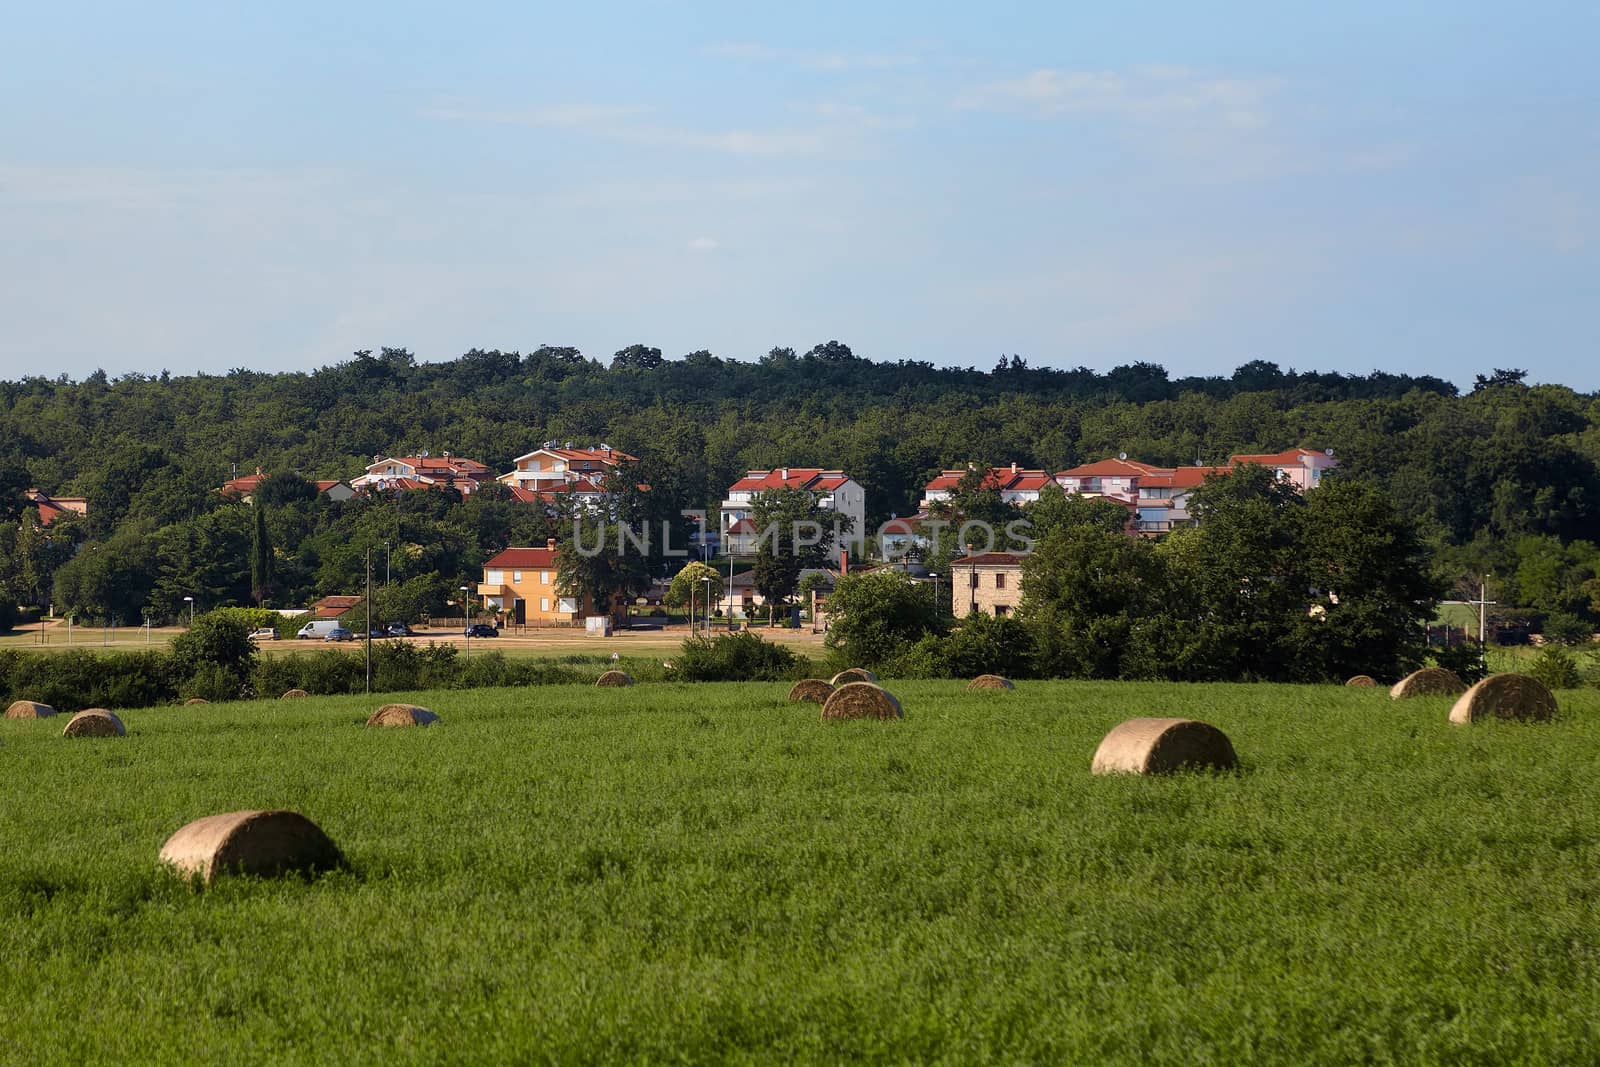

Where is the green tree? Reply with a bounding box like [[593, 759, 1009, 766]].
[[749, 487, 854, 621], [824, 570, 940, 668], [665, 561, 724, 611], [250, 503, 274, 605]]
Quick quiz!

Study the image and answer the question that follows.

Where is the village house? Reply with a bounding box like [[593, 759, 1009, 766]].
[[719, 468, 866, 556], [477, 539, 619, 626], [1053, 457, 1168, 503], [219, 469, 356, 503], [950, 551, 1028, 618], [498, 443, 635, 493], [1134, 466, 1231, 533], [22, 488, 89, 526], [920, 464, 1055, 510], [350, 452, 490, 496]]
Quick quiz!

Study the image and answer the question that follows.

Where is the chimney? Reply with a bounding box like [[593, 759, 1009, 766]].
[[840, 547, 848, 575], [1011, 462, 1018, 474], [546, 537, 558, 551], [782, 467, 789, 480]]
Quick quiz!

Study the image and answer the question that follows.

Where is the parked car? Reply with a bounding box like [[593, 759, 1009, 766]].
[[464, 623, 499, 638], [248, 627, 279, 642], [323, 627, 356, 642], [368, 627, 387, 639], [385, 622, 416, 637]]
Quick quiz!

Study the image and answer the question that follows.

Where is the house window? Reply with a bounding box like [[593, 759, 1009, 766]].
[[557, 597, 577, 613], [995, 605, 1010, 617], [995, 573, 1007, 589], [540, 571, 551, 584], [540, 598, 550, 612], [513, 571, 522, 583], [969, 573, 978, 588]]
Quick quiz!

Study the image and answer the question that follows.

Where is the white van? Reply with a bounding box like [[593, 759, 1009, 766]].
[[296, 619, 343, 640]]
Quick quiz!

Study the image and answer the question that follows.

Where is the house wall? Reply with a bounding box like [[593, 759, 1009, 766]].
[[950, 563, 1024, 618]]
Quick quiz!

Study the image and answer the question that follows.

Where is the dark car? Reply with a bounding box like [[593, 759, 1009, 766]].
[[465, 623, 499, 638], [324, 627, 356, 642], [368, 627, 387, 639], [385, 622, 416, 637]]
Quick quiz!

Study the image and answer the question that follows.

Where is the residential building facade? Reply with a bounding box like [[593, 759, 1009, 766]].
[[477, 540, 616, 626], [350, 453, 490, 495], [497, 444, 635, 494], [720, 468, 866, 556], [950, 551, 1027, 618]]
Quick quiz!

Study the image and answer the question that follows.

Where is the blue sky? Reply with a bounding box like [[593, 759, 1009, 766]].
[[2, 2, 1596, 389]]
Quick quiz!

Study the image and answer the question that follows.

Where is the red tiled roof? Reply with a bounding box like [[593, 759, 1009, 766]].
[[1056, 458, 1169, 478], [728, 518, 757, 534], [953, 552, 1028, 566], [313, 480, 344, 492], [923, 466, 1051, 493], [513, 445, 637, 466], [1228, 447, 1330, 466], [484, 547, 558, 569], [310, 595, 364, 619], [26, 491, 89, 526], [1140, 466, 1233, 490], [727, 468, 853, 493]]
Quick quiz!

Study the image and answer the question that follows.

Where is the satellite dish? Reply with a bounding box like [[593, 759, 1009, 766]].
[[1325, 447, 1335, 457], [420, 449, 429, 458], [1118, 451, 1128, 461]]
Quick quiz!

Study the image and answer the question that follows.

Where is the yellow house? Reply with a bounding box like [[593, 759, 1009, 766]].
[[477, 540, 586, 626]]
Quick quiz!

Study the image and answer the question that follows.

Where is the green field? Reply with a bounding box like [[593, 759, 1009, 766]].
[[3, 681, 1599, 1063]]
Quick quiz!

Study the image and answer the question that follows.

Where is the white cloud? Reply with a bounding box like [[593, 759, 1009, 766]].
[[687, 236, 719, 252], [957, 66, 1275, 129]]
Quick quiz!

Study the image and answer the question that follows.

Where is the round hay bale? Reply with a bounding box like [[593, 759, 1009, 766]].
[[183, 698, 209, 706], [5, 700, 56, 719], [829, 668, 877, 686], [159, 810, 343, 884], [1449, 673, 1558, 725], [967, 675, 1015, 691], [1344, 675, 1377, 688], [821, 682, 903, 722], [365, 703, 439, 728], [62, 709, 125, 739], [281, 688, 309, 699], [1091, 717, 1237, 776], [596, 670, 633, 688], [1389, 667, 1466, 700], [788, 678, 835, 704]]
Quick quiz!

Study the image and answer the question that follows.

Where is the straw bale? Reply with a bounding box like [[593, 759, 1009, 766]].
[[1448, 673, 1558, 725], [281, 689, 309, 699], [788, 679, 835, 703], [596, 670, 633, 687], [829, 668, 878, 686], [1389, 668, 1466, 700], [821, 682, 903, 722], [1091, 717, 1237, 776], [1344, 675, 1377, 688], [5, 700, 56, 719], [62, 709, 125, 738], [967, 675, 1015, 691], [184, 698, 209, 706], [365, 703, 439, 728], [159, 810, 343, 884]]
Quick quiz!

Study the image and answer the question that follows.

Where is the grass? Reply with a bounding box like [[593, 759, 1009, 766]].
[[3, 680, 1599, 1063]]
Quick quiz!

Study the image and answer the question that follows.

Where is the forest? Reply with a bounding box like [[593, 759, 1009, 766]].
[[0, 342, 1596, 637]]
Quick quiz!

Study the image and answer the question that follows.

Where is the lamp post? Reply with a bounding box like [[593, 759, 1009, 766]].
[[702, 576, 712, 636], [929, 572, 941, 620], [384, 541, 392, 586], [460, 584, 471, 660], [967, 543, 978, 617], [183, 595, 195, 627]]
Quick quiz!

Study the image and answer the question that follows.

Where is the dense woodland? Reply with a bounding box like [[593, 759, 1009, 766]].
[[0, 343, 1597, 639]]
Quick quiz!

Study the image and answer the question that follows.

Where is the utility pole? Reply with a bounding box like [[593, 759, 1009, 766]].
[[1442, 576, 1497, 674], [364, 548, 373, 694]]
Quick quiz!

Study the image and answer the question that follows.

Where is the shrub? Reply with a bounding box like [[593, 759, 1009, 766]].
[[1540, 612, 1593, 647], [675, 632, 804, 682], [1525, 646, 1582, 690], [170, 611, 257, 693]]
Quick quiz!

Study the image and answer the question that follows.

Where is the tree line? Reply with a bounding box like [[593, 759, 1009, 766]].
[[0, 345, 1594, 632]]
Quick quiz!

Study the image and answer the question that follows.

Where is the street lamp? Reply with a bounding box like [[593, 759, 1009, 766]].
[[183, 595, 195, 627], [702, 576, 712, 636], [460, 584, 471, 660], [384, 541, 392, 586], [928, 572, 941, 620]]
